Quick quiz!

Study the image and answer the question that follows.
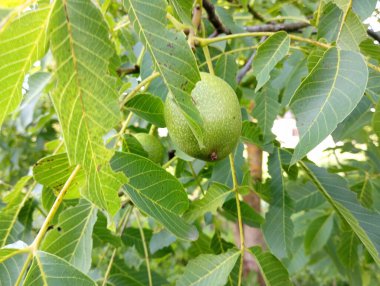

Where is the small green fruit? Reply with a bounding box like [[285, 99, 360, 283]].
[[134, 133, 164, 164], [164, 73, 242, 161]]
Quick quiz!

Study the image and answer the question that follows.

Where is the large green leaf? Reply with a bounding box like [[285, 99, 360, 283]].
[[176, 249, 240, 286], [33, 153, 85, 200], [23, 251, 96, 285], [49, 0, 126, 215], [252, 87, 280, 142], [304, 213, 334, 254], [111, 152, 198, 241], [332, 96, 372, 141], [248, 246, 293, 286], [41, 200, 97, 273], [125, 93, 166, 127], [0, 5, 52, 127], [302, 162, 380, 265], [222, 199, 264, 227], [290, 47, 368, 164], [0, 176, 32, 247], [337, 11, 367, 52], [252, 31, 290, 92], [125, 0, 203, 145], [317, 2, 343, 42], [352, 0, 377, 20], [263, 148, 294, 259], [184, 183, 232, 222]]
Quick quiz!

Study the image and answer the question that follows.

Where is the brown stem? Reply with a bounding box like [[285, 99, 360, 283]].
[[367, 29, 380, 43], [245, 21, 310, 32], [202, 0, 231, 35]]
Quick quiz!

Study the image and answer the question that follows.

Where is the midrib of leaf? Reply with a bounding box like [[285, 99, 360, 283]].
[[259, 35, 288, 76], [301, 162, 380, 265], [299, 49, 340, 149], [358, 174, 369, 203], [188, 251, 240, 286], [35, 254, 49, 285], [0, 5, 52, 125]]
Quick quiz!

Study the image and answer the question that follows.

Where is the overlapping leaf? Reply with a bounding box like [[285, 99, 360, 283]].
[[252, 31, 290, 91], [111, 152, 198, 240], [0, 176, 32, 247], [0, 5, 52, 127], [33, 153, 85, 200], [302, 162, 380, 264], [169, 0, 193, 25], [49, 0, 126, 215], [125, 0, 203, 145], [0, 247, 28, 286], [177, 249, 240, 286], [263, 148, 294, 259], [23, 251, 96, 285], [215, 54, 237, 90], [252, 87, 280, 142], [248, 246, 292, 286], [337, 11, 367, 51], [304, 214, 334, 254], [125, 92, 165, 127], [290, 47, 368, 164], [184, 183, 232, 222], [41, 200, 97, 273]]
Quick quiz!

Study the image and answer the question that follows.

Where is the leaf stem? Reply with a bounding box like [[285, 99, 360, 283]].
[[31, 165, 82, 252], [202, 45, 215, 75], [187, 161, 205, 195], [102, 206, 133, 286], [195, 32, 331, 49], [135, 209, 153, 286], [229, 153, 244, 286], [162, 156, 178, 169], [120, 71, 160, 107]]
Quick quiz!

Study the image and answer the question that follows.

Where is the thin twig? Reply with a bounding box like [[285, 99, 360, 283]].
[[247, 5, 266, 22], [117, 65, 140, 77], [245, 22, 310, 33], [367, 29, 380, 43], [203, 0, 231, 35]]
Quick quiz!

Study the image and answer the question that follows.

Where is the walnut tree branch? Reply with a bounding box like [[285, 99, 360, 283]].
[[202, 0, 231, 35], [367, 29, 380, 43], [245, 21, 310, 33]]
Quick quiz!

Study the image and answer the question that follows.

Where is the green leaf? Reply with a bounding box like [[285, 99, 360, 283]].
[[287, 181, 325, 211], [121, 227, 152, 256], [290, 47, 368, 164], [33, 153, 85, 200], [0, 176, 32, 247], [304, 214, 334, 254], [360, 38, 380, 64], [184, 183, 232, 222], [373, 100, 380, 139], [125, 0, 204, 146], [215, 54, 237, 90], [352, 0, 377, 20], [248, 246, 293, 286], [263, 148, 294, 259], [24, 251, 96, 285], [125, 93, 166, 127], [111, 152, 198, 241], [210, 231, 234, 255], [0, 0, 27, 8], [0, 246, 29, 286], [337, 228, 359, 269], [252, 87, 280, 142], [337, 11, 367, 51], [317, 2, 343, 42], [169, 0, 193, 25], [93, 212, 121, 248], [49, 0, 126, 215], [252, 31, 290, 92], [302, 162, 380, 265], [176, 249, 240, 286], [122, 134, 149, 157], [222, 200, 264, 227], [0, 5, 52, 127], [357, 176, 374, 209], [40, 200, 97, 273], [332, 96, 372, 141]]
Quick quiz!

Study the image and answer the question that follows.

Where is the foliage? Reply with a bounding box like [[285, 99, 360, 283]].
[[0, 0, 380, 285]]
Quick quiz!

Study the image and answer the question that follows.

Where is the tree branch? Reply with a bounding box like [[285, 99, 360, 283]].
[[245, 22, 310, 33], [202, 0, 231, 35], [367, 29, 380, 43], [247, 5, 266, 23]]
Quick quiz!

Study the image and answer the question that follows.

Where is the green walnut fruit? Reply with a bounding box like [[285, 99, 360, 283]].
[[164, 72, 242, 161], [134, 133, 164, 164]]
